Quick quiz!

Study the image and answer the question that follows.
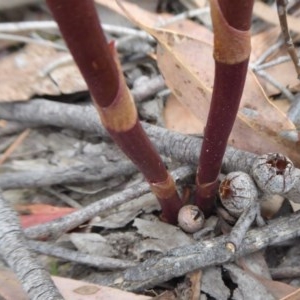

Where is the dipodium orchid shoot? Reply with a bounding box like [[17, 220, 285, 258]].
[[46, 0, 182, 224], [195, 0, 255, 215]]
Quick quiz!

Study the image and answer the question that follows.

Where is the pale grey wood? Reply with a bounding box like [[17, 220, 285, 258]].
[[24, 166, 194, 240], [100, 210, 300, 291], [28, 240, 136, 270], [0, 191, 63, 300], [0, 159, 136, 190], [0, 98, 258, 173]]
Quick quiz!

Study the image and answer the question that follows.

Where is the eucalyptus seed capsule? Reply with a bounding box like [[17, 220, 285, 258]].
[[219, 171, 258, 217], [252, 153, 296, 194], [178, 205, 205, 233]]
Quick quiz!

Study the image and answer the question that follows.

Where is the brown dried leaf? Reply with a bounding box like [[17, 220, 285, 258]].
[[0, 44, 86, 102], [0, 268, 152, 300], [0, 268, 28, 300], [118, 1, 300, 164], [280, 289, 300, 300], [52, 276, 152, 299], [164, 94, 202, 134]]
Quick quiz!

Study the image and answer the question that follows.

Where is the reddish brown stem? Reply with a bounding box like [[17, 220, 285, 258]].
[[46, 0, 182, 224], [46, 0, 118, 107], [195, 0, 254, 215], [218, 0, 253, 30]]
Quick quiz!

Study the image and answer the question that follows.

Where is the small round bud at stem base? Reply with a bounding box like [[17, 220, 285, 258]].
[[178, 205, 205, 233]]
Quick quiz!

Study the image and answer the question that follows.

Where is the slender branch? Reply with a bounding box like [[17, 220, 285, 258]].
[[42, 187, 83, 209], [24, 166, 193, 240], [0, 129, 30, 165], [253, 39, 285, 66], [28, 240, 136, 270], [0, 98, 259, 173], [0, 98, 262, 173], [0, 158, 136, 190], [0, 20, 153, 41], [87, 211, 300, 291], [276, 0, 300, 79], [0, 191, 63, 299], [251, 54, 295, 72], [0, 32, 66, 50], [225, 202, 258, 253]]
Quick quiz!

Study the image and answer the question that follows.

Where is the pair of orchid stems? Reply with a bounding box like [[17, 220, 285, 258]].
[[45, 0, 254, 225]]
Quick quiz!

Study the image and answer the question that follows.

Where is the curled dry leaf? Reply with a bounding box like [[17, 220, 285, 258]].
[[117, 0, 300, 165]]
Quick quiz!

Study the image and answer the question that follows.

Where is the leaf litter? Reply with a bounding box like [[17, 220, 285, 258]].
[[0, 0, 300, 299], [0, 43, 86, 102], [117, 0, 300, 165]]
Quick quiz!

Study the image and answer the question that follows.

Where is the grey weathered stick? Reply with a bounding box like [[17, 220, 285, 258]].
[[225, 202, 258, 253], [100, 210, 300, 291], [24, 166, 194, 240], [0, 99, 257, 173], [270, 266, 300, 279], [0, 191, 63, 300], [28, 240, 136, 270], [131, 75, 165, 103], [0, 158, 136, 190], [0, 121, 35, 136], [3, 100, 300, 200], [276, 0, 300, 79]]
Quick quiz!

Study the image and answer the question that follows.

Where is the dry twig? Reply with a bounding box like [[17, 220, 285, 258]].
[[29, 240, 136, 270], [24, 166, 194, 240], [86, 211, 300, 291], [276, 0, 300, 79], [0, 191, 63, 299]]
